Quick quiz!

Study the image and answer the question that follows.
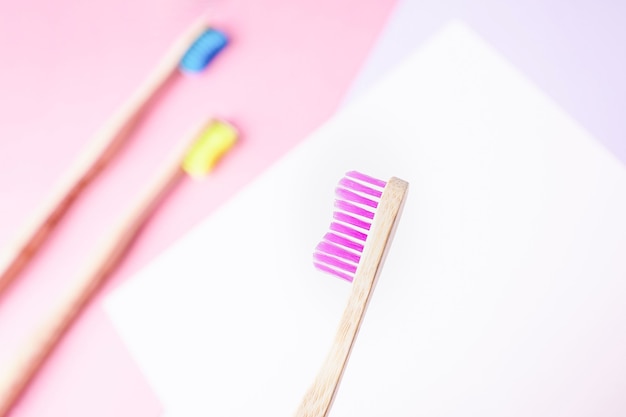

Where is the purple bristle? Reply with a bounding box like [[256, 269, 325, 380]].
[[324, 233, 364, 252], [335, 188, 379, 208], [316, 241, 361, 264], [313, 171, 387, 282], [313, 253, 357, 274], [333, 212, 371, 230], [313, 262, 354, 282], [330, 222, 367, 241], [338, 178, 382, 198], [346, 171, 387, 188], [334, 200, 375, 219]]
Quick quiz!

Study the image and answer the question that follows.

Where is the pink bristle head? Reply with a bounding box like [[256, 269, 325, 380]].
[[313, 171, 387, 282]]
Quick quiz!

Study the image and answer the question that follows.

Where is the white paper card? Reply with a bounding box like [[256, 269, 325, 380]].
[[106, 22, 626, 416]]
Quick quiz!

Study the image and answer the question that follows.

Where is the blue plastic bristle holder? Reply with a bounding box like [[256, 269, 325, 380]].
[[179, 28, 228, 73]]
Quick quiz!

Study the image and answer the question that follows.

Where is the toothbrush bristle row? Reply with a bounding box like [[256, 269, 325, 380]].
[[313, 171, 387, 282], [179, 28, 228, 73]]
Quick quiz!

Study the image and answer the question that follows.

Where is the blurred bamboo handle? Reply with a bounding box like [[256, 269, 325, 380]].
[[0, 17, 208, 300], [0, 136, 190, 417]]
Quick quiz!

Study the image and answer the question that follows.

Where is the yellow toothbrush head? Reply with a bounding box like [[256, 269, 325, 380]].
[[182, 119, 238, 178]]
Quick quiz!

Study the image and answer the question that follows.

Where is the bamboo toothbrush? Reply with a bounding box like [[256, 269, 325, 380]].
[[0, 17, 228, 299], [295, 171, 409, 417], [0, 119, 238, 417]]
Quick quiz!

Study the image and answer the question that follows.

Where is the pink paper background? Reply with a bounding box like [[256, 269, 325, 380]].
[[0, 1, 395, 415]]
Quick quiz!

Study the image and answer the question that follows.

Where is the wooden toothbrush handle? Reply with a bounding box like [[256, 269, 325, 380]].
[[0, 17, 209, 300], [294, 177, 408, 417], [0, 153, 186, 417]]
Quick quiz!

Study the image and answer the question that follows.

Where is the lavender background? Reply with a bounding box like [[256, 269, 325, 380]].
[[350, 0, 625, 165]]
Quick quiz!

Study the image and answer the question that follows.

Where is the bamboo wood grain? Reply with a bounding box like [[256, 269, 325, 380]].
[[0, 17, 209, 300], [294, 177, 409, 417], [0, 129, 201, 417]]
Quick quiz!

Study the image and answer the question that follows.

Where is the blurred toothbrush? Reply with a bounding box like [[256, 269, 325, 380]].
[[0, 119, 238, 417], [0, 17, 229, 299], [295, 171, 409, 417]]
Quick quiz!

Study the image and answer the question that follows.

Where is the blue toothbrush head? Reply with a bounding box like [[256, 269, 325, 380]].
[[179, 28, 228, 73]]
